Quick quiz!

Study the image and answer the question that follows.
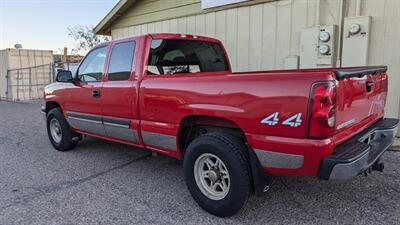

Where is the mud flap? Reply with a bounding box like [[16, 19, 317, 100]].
[[246, 144, 274, 195]]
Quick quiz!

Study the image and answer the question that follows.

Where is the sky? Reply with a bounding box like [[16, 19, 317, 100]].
[[0, 0, 119, 54]]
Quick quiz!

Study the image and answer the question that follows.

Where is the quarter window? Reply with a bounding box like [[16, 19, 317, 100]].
[[77, 47, 107, 82], [108, 41, 136, 81]]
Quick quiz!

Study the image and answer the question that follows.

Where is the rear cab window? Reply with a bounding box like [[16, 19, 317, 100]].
[[108, 41, 136, 81], [147, 39, 229, 75]]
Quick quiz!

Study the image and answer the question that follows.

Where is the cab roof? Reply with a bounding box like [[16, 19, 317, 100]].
[[105, 33, 221, 44]]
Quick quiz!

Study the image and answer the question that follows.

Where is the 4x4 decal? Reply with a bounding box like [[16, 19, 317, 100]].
[[261, 112, 303, 127], [260, 112, 279, 126], [282, 113, 303, 127]]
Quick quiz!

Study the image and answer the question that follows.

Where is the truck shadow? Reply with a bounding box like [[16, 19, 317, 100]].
[[72, 137, 399, 224]]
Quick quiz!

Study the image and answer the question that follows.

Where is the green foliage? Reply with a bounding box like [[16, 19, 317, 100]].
[[68, 25, 110, 52]]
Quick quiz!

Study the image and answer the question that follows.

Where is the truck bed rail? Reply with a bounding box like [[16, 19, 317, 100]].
[[334, 66, 387, 80]]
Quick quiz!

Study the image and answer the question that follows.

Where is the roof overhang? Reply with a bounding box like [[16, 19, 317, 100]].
[[95, 0, 277, 36], [94, 0, 138, 35]]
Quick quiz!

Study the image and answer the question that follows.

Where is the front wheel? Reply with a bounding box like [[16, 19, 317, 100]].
[[46, 107, 78, 151], [183, 133, 251, 217]]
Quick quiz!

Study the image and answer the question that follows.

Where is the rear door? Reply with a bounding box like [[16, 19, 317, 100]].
[[139, 38, 230, 153], [101, 39, 141, 145], [64, 46, 108, 136]]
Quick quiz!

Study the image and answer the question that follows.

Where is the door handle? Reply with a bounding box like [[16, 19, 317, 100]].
[[92, 90, 101, 98], [366, 81, 373, 92]]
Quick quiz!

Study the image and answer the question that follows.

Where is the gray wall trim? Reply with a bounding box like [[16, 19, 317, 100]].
[[141, 131, 177, 151], [254, 149, 304, 169]]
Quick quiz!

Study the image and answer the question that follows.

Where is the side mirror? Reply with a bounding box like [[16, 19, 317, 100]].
[[56, 70, 73, 83]]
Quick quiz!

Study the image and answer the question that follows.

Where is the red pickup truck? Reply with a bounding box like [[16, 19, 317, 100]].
[[43, 33, 398, 217]]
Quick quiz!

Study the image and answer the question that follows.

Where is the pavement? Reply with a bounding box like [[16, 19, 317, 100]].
[[394, 137, 400, 149], [0, 101, 400, 225]]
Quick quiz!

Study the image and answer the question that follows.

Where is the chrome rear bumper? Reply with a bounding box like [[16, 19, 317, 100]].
[[319, 118, 399, 180]]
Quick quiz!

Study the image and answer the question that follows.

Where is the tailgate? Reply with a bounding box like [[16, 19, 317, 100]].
[[334, 66, 388, 138]]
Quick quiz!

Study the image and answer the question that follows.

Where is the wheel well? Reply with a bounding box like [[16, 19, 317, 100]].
[[45, 101, 61, 114], [179, 116, 270, 196], [179, 116, 246, 154]]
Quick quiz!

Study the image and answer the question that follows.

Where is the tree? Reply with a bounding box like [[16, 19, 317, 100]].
[[68, 25, 110, 53]]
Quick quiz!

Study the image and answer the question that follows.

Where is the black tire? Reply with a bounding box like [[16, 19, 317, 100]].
[[46, 107, 78, 151], [183, 132, 251, 217]]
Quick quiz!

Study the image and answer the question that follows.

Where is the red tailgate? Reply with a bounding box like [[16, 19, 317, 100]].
[[333, 66, 388, 144]]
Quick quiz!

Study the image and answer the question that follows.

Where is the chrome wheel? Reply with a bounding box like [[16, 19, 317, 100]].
[[194, 153, 230, 200], [49, 118, 62, 144]]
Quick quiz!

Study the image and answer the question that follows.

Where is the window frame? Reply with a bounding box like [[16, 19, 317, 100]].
[[106, 40, 137, 82], [76, 45, 109, 83]]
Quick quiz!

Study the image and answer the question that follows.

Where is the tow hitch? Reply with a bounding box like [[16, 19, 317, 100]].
[[372, 161, 385, 172], [364, 160, 385, 176]]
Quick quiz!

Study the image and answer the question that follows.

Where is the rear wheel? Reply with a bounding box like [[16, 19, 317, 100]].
[[46, 107, 78, 151], [183, 133, 251, 217]]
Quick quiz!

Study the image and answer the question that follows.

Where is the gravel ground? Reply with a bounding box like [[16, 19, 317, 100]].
[[394, 138, 400, 150], [0, 101, 399, 225]]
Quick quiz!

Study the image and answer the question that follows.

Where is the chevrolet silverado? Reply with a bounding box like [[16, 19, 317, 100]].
[[43, 34, 399, 217]]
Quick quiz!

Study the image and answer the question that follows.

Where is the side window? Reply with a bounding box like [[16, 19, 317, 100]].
[[108, 41, 136, 81], [77, 47, 107, 82], [147, 39, 229, 75]]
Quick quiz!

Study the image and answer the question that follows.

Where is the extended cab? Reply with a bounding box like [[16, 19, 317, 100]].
[[43, 34, 399, 217]]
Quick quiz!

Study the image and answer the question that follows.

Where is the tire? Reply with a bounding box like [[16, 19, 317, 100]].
[[183, 132, 251, 217], [46, 107, 78, 151]]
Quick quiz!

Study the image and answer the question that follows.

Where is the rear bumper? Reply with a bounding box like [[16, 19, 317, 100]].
[[319, 118, 399, 180]]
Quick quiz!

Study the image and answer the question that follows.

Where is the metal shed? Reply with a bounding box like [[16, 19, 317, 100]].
[[0, 48, 53, 101]]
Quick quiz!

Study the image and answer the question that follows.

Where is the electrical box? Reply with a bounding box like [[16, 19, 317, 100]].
[[317, 25, 337, 68], [300, 27, 319, 69], [342, 16, 371, 67], [300, 25, 337, 69]]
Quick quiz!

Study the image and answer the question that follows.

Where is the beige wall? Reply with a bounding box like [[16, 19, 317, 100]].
[[112, 0, 202, 29], [110, 0, 400, 120]]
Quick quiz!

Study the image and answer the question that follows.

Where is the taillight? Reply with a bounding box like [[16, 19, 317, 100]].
[[308, 81, 337, 138]]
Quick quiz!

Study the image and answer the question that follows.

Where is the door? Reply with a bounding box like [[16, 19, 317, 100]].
[[64, 46, 108, 136], [101, 40, 141, 144], [139, 38, 230, 152]]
